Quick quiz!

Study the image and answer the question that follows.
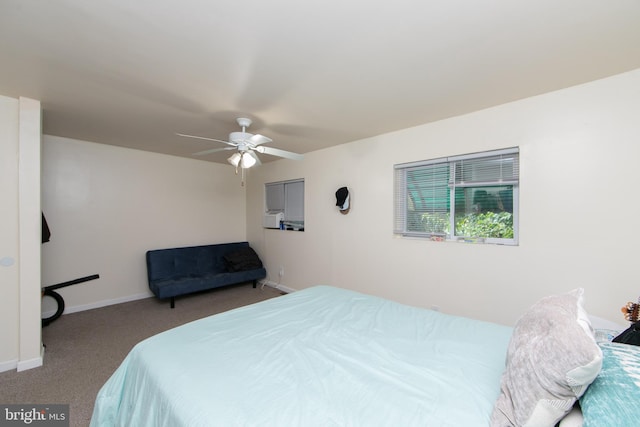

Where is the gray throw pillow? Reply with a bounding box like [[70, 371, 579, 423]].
[[491, 289, 602, 427]]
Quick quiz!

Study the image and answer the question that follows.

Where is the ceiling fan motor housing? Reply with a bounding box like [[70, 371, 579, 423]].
[[236, 118, 252, 128], [229, 131, 253, 151]]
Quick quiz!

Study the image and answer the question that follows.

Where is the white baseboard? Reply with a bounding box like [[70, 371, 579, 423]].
[[17, 344, 45, 372], [44, 283, 291, 319], [64, 292, 153, 314], [0, 358, 18, 373], [261, 280, 297, 294], [42, 292, 153, 319]]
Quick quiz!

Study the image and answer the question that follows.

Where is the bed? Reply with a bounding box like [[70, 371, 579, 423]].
[[90, 285, 638, 427]]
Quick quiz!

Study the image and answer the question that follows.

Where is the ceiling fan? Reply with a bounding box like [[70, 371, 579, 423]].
[[177, 117, 303, 169]]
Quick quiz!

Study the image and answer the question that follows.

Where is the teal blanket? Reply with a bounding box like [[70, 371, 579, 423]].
[[91, 286, 511, 426]]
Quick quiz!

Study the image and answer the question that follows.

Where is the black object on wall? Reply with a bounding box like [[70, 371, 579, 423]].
[[335, 187, 350, 214], [42, 212, 51, 243]]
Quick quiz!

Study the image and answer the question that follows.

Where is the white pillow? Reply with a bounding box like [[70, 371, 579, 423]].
[[558, 405, 583, 427], [491, 289, 602, 427]]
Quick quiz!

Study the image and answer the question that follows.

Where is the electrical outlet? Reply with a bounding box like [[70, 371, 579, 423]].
[[279, 266, 284, 277]]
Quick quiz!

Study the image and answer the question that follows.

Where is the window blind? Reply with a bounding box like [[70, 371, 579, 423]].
[[452, 149, 519, 187], [394, 147, 519, 244], [265, 178, 305, 227]]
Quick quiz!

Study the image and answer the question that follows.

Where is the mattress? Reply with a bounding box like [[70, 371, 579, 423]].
[[91, 285, 512, 426]]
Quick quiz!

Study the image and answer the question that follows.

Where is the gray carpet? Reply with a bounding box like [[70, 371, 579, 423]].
[[0, 284, 283, 427]]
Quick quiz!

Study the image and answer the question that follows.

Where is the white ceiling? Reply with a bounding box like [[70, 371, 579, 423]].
[[1, 0, 640, 165]]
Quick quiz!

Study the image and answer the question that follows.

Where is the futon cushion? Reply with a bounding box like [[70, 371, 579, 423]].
[[491, 288, 602, 427]]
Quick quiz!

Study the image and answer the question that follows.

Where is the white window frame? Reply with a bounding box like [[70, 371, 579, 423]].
[[394, 147, 519, 245], [265, 178, 304, 231]]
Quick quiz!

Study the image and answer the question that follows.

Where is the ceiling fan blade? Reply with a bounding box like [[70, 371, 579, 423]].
[[176, 133, 236, 146], [248, 134, 272, 146], [192, 147, 235, 156], [247, 150, 262, 166], [256, 146, 303, 161]]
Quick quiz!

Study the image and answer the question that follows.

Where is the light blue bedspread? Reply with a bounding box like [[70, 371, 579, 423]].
[[91, 286, 512, 426]]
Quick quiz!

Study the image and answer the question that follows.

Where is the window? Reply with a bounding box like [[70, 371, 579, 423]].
[[265, 179, 304, 231], [394, 148, 519, 245]]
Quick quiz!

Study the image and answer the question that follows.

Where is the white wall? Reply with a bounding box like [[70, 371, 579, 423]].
[[0, 95, 20, 370], [41, 136, 248, 311], [18, 97, 43, 371], [0, 95, 43, 373], [247, 69, 640, 326]]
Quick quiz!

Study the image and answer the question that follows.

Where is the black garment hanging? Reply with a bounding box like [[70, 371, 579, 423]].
[[42, 212, 51, 243]]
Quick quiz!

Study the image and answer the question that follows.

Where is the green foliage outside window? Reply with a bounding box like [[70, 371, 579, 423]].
[[421, 212, 449, 234], [420, 211, 514, 239], [455, 211, 514, 239]]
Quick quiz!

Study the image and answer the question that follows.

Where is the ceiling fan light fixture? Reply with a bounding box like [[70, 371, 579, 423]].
[[228, 152, 257, 169], [240, 152, 256, 168], [227, 152, 241, 167]]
